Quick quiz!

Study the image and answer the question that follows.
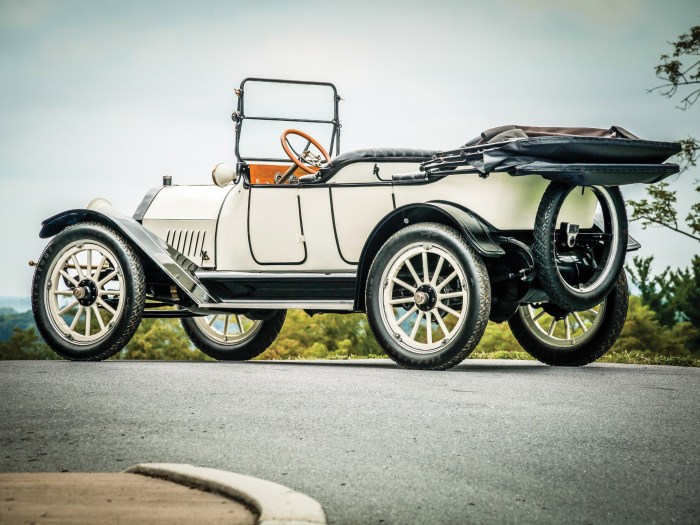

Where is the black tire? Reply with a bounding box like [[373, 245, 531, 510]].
[[365, 223, 491, 370], [508, 271, 628, 366], [181, 310, 286, 361], [533, 182, 627, 311], [31, 222, 146, 360]]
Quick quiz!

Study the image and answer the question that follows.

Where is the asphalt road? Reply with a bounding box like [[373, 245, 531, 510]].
[[1, 359, 698, 525]]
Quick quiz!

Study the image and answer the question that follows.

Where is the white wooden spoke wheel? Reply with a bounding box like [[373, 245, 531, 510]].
[[193, 314, 262, 345], [366, 223, 491, 370], [380, 243, 469, 354], [507, 271, 629, 367], [519, 303, 606, 349], [31, 222, 146, 361], [181, 310, 286, 361], [45, 241, 125, 344]]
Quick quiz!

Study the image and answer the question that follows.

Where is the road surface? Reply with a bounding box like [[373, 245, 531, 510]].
[[1, 359, 698, 524]]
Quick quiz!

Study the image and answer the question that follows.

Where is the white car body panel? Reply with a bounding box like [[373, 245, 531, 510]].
[[141, 185, 234, 268], [139, 163, 597, 274], [248, 187, 305, 263], [299, 187, 355, 271], [331, 185, 394, 263], [394, 172, 596, 230]]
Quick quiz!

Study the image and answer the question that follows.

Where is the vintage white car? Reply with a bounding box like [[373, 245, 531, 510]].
[[31, 78, 681, 369]]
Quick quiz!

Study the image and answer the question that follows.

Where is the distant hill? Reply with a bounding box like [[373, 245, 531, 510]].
[[0, 296, 31, 313], [0, 297, 34, 342], [0, 309, 35, 341]]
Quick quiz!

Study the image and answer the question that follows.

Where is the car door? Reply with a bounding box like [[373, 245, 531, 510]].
[[247, 185, 306, 264], [329, 184, 394, 264]]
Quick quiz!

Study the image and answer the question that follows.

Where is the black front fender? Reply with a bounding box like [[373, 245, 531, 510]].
[[40, 208, 215, 305]]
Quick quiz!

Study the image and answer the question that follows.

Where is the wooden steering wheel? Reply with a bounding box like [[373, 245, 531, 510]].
[[280, 129, 331, 175]]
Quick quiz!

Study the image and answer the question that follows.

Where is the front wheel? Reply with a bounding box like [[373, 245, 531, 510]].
[[508, 271, 628, 366], [31, 222, 146, 360], [365, 223, 491, 370], [181, 311, 286, 361]]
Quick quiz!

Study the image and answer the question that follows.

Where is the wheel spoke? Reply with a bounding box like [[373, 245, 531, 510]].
[[99, 290, 121, 296], [430, 256, 444, 286], [435, 312, 450, 338], [97, 298, 116, 315], [389, 297, 411, 305], [587, 308, 599, 316], [421, 250, 429, 284], [58, 299, 79, 315], [565, 316, 571, 340], [392, 277, 416, 294], [86, 249, 92, 278], [69, 306, 84, 331], [92, 254, 107, 280], [573, 312, 588, 332], [98, 270, 117, 287], [547, 319, 557, 336], [437, 291, 464, 300], [436, 271, 457, 291], [437, 302, 460, 318], [53, 290, 74, 296], [92, 305, 105, 331], [410, 311, 423, 340], [223, 315, 230, 336], [71, 255, 85, 280], [404, 259, 422, 287], [236, 315, 244, 333], [207, 314, 219, 326], [533, 309, 546, 321], [425, 312, 433, 345], [85, 306, 92, 337], [396, 306, 418, 326], [59, 270, 79, 287]]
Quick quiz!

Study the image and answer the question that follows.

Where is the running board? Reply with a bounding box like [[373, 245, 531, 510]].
[[198, 300, 355, 311], [194, 271, 358, 309]]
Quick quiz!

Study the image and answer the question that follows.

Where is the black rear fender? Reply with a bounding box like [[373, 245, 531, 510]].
[[354, 202, 504, 310]]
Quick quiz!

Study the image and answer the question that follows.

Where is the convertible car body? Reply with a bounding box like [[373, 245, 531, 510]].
[[32, 78, 681, 369]]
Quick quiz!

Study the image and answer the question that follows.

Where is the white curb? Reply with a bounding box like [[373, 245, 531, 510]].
[[125, 463, 326, 525]]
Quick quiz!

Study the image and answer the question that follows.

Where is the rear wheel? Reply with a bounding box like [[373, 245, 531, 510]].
[[365, 223, 491, 370], [181, 311, 286, 361], [508, 271, 628, 366], [31, 222, 146, 360]]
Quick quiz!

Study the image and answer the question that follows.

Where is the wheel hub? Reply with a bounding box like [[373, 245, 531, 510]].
[[414, 284, 437, 312], [74, 279, 98, 306]]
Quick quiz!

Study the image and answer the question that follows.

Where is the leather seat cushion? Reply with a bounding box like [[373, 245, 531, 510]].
[[321, 148, 438, 177]]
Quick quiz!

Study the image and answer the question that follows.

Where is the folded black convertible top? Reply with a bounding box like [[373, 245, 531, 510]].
[[416, 125, 681, 186]]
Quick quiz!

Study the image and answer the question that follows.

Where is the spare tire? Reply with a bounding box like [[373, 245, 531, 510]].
[[533, 182, 627, 311]]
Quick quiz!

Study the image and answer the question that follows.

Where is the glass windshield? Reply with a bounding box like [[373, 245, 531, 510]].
[[237, 79, 339, 162]]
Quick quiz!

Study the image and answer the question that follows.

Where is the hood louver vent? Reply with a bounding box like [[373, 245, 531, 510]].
[[165, 229, 207, 261]]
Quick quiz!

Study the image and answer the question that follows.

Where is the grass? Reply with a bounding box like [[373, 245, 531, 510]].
[[259, 350, 700, 367]]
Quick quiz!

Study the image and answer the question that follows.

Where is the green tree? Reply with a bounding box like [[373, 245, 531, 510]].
[[629, 24, 700, 240], [117, 318, 205, 360], [650, 24, 700, 169], [670, 256, 700, 348], [0, 327, 57, 360], [612, 296, 698, 356], [651, 25, 700, 111], [626, 256, 676, 326], [0, 308, 38, 341], [626, 255, 700, 351], [259, 310, 382, 360]]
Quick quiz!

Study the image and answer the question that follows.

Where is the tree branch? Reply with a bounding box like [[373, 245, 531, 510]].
[[631, 216, 700, 241]]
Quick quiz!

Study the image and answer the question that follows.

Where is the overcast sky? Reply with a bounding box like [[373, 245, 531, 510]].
[[1, 0, 698, 297]]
